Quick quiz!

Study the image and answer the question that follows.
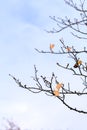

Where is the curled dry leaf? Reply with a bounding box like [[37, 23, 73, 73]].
[[73, 63, 79, 68], [53, 83, 63, 96], [50, 44, 55, 51], [53, 90, 60, 96], [66, 46, 71, 52], [77, 60, 82, 65], [56, 83, 63, 90], [74, 60, 82, 68]]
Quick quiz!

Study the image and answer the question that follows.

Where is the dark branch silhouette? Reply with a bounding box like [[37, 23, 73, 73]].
[[46, 0, 87, 40], [10, 0, 87, 114]]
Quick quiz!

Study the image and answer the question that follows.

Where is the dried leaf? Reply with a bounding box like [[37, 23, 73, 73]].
[[56, 83, 63, 90], [66, 46, 71, 52], [50, 44, 55, 50], [77, 60, 82, 65], [73, 63, 78, 68], [53, 90, 60, 96], [74, 60, 82, 68]]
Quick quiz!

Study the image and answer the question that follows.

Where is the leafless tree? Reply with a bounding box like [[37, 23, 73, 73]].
[[3, 119, 21, 130], [10, 0, 87, 114]]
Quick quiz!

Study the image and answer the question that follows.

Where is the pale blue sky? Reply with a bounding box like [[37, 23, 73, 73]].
[[0, 0, 87, 130]]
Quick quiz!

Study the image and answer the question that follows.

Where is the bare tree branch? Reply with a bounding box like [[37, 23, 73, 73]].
[[10, 0, 87, 114]]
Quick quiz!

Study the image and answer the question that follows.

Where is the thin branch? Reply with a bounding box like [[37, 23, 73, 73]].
[[64, 0, 87, 12], [57, 96, 87, 114], [9, 0, 87, 114], [9, 74, 87, 114], [35, 48, 87, 55], [71, 32, 87, 39], [48, 16, 87, 34]]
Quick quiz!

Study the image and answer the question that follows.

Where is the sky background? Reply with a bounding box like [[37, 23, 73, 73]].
[[0, 0, 87, 130]]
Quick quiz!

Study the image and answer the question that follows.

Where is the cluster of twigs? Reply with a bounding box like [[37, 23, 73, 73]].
[[10, 0, 87, 114], [48, 0, 87, 39], [10, 40, 87, 114]]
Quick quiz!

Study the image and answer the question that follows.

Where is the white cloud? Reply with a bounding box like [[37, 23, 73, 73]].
[[0, 102, 28, 114]]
